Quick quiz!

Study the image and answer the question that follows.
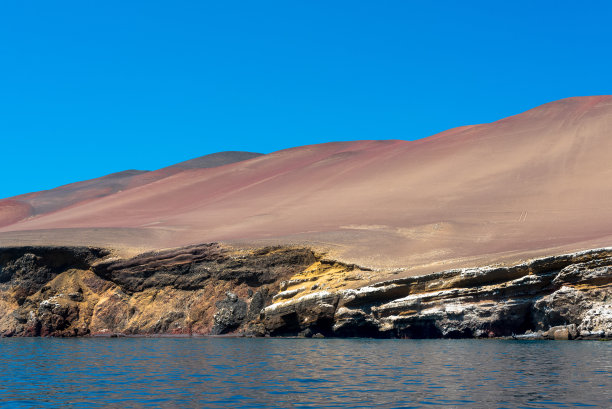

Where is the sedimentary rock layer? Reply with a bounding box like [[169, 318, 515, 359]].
[[0, 244, 313, 337], [0, 244, 610, 339], [263, 248, 612, 340]]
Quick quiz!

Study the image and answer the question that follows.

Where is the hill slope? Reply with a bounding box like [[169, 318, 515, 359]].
[[0, 151, 262, 228], [1, 96, 611, 272]]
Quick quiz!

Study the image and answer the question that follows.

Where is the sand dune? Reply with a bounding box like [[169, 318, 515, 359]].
[[1, 96, 611, 272]]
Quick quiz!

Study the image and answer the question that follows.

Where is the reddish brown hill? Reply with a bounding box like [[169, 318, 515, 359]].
[[0, 200, 33, 228], [1, 96, 611, 272], [0, 151, 262, 228]]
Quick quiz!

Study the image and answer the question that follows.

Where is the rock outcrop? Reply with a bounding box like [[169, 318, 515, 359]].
[[211, 292, 247, 335], [261, 248, 612, 339], [0, 244, 610, 339], [0, 244, 313, 337]]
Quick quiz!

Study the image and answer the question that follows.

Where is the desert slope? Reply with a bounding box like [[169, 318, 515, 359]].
[[1, 96, 611, 271], [0, 151, 262, 228]]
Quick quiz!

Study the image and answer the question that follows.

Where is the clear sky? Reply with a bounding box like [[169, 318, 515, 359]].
[[1, 1, 611, 199]]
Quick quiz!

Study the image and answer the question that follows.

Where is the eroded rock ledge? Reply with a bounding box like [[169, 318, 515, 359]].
[[263, 248, 612, 340], [0, 244, 314, 337], [0, 244, 610, 339]]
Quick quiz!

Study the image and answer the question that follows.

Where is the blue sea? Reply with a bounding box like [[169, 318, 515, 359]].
[[0, 338, 610, 408]]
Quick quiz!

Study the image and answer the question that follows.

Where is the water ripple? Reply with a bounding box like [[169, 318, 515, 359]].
[[0, 338, 610, 408]]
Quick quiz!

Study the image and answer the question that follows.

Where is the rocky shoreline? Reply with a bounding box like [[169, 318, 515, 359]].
[[0, 244, 610, 340]]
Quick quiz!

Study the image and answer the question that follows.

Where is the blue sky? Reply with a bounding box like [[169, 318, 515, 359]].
[[1, 1, 611, 198]]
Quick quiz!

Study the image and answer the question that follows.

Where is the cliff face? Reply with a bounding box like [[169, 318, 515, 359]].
[[0, 244, 610, 339], [263, 248, 612, 340], [0, 244, 314, 337]]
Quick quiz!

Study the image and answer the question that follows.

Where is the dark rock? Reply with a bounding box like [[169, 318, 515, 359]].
[[247, 289, 268, 322], [211, 292, 247, 335], [68, 291, 83, 302], [92, 244, 315, 293], [34, 296, 81, 337], [298, 328, 313, 338]]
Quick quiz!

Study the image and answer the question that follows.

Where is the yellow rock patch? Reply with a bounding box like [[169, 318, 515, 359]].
[[273, 260, 373, 304]]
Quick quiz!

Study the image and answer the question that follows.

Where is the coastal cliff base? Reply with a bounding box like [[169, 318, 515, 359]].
[[0, 244, 610, 339]]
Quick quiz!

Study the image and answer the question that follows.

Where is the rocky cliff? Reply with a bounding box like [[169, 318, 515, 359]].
[[0, 244, 610, 339], [0, 244, 313, 337], [263, 248, 612, 340]]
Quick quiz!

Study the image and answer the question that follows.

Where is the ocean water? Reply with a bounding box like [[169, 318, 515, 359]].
[[0, 338, 610, 408]]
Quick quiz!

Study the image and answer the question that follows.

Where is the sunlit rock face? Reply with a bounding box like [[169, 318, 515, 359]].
[[0, 245, 610, 339], [0, 244, 313, 337], [260, 248, 612, 340]]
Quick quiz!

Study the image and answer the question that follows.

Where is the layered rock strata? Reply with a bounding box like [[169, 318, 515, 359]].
[[0, 244, 314, 337], [0, 244, 610, 339], [263, 248, 612, 340]]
